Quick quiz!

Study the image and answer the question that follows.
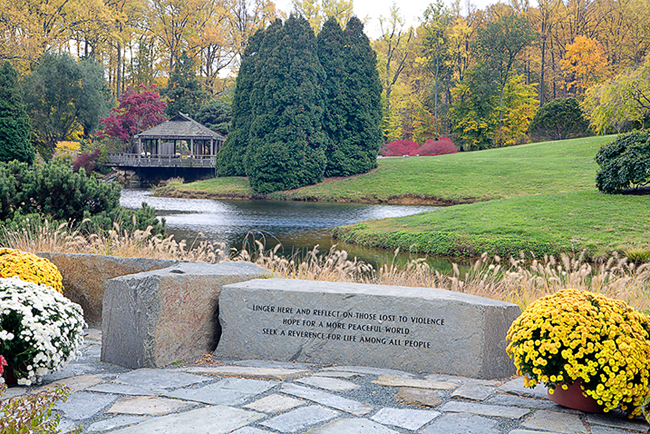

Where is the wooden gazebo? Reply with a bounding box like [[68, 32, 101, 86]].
[[107, 113, 226, 169]]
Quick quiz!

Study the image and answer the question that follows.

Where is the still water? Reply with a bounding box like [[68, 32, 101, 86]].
[[120, 189, 454, 270]]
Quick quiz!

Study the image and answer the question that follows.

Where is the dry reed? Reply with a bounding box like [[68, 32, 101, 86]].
[[2, 222, 648, 312]]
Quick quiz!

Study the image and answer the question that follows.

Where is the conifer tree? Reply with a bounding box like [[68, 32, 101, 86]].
[[215, 26, 269, 176], [244, 15, 328, 193], [164, 51, 209, 118], [0, 61, 34, 164], [318, 16, 382, 176]]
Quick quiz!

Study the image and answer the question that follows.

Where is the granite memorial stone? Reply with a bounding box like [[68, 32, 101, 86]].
[[214, 279, 521, 378]]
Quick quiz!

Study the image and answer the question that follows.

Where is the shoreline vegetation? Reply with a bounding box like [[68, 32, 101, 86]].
[[154, 135, 650, 261]]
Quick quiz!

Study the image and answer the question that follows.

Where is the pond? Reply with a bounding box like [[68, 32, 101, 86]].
[[120, 189, 459, 271]]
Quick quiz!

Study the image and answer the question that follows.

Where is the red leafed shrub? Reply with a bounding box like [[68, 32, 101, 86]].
[[418, 137, 458, 156], [73, 149, 101, 174], [381, 140, 420, 157]]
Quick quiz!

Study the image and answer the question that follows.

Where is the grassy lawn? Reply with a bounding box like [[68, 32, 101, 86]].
[[157, 134, 650, 259], [158, 135, 614, 203], [332, 190, 650, 259]]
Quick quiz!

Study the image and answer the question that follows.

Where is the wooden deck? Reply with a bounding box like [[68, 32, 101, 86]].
[[107, 153, 216, 168]]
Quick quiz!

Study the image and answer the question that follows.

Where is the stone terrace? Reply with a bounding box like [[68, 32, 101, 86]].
[[2, 329, 648, 434]]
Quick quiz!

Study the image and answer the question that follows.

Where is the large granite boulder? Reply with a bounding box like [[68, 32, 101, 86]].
[[102, 261, 270, 369], [37, 253, 179, 326]]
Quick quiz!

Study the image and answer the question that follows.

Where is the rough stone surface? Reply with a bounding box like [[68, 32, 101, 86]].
[[451, 384, 495, 401], [371, 407, 440, 430], [232, 428, 275, 434], [373, 375, 458, 390], [395, 387, 443, 408], [243, 394, 305, 413], [102, 261, 270, 369], [586, 414, 649, 432], [54, 391, 118, 420], [281, 384, 374, 416], [86, 415, 149, 432], [522, 410, 589, 434], [419, 413, 500, 434], [108, 405, 265, 434], [304, 418, 400, 434], [498, 377, 548, 399], [36, 374, 105, 393], [163, 378, 276, 405], [509, 431, 562, 434], [215, 279, 520, 378], [38, 252, 178, 326], [486, 394, 563, 410], [183, 366, 310, 380], [260, 405, 340, 432], [440, 401, 530, 419], [108, 395, 196, 415], [296, 376, 360, 392], [114, 368, 209, 390], [323, 366, 413, 378]]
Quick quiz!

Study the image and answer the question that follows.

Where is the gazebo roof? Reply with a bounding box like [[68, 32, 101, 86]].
[[135, 113, 226, 141]]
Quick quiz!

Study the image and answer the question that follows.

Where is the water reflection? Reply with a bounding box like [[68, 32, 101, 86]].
[[120, 189, 457, 271]]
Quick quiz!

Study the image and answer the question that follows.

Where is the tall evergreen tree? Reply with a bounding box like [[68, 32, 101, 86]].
[[318, 16, 382, 177], [0, 61, 34, 164], [244, 15, 328, 193], [215, 25, 270, 176], [164, 51, 209, 118]]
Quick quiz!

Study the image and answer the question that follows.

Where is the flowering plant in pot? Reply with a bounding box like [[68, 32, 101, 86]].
[[506, 289, 650, 417], [0, 277, 85, 385]]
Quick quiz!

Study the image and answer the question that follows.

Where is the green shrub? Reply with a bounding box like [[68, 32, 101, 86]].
[[595, 131, 650, 193], [528, 98, 590, 142], [0, 383, 79, 433]]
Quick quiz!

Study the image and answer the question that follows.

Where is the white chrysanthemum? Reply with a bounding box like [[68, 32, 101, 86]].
[[0, 277, 86, 385]]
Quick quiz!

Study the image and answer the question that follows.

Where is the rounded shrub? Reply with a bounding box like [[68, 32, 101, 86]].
[[0, 248, 63, 293]]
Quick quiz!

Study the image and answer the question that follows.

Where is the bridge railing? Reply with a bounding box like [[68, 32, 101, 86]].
[[107, 153, 216, 168]]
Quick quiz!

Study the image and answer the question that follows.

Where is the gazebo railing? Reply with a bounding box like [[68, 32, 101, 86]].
[[107, 153, 216, 168]]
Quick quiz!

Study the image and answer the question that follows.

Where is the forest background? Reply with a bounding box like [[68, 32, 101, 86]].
[[2, 0, 649, 157]]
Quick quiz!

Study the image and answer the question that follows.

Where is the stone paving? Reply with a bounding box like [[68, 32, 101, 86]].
[[2, 329, 649, 434]]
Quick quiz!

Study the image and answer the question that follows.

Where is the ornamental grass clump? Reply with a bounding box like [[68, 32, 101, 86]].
[[0, 248, 64, 292], [0, 277, 85, 385], [507, 289, 650, 417]]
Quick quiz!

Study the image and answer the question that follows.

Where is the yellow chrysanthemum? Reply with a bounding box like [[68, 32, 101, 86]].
[[0, 248, 63, 293]]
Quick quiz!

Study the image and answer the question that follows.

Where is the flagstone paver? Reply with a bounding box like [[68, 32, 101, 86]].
[[54, 391, 119, 420], [395, 387, 443, 408], [585, 414, 650, 432], [260, 405, 340, 433], [304, 418, 400, 434], [498, 378, 548, 399], [371, 407, 441, 430], [243, 394, 305, 413], [183, 366, 311, 380], [521, 410, 589, 434], [107, 395, 197, 415], [590, 427, 649, 434], [419, 413, 500, 434], [86, 382, 163, 396], [440, 401, 531, 419], [281, 384, 374, 416], [232, 428, 275, 434], [296, 376, 360, 392], [452, 384, 496, 401], [37, 374, 105, 393], [323, 366, 415, 378], [114, 368, 210, 389], [163, 378, 276, 405], [486, 393, 563, 410], [86, 415, 149, 432], [312, 371, 361, 379], [372, 375, 458, 390], [108, 405, 265, 434]]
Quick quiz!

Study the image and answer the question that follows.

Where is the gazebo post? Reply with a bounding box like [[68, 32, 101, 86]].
[[138, 137, 142, 157]]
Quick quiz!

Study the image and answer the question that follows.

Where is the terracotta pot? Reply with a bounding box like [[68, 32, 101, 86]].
[[547, 380, 604, 413]]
